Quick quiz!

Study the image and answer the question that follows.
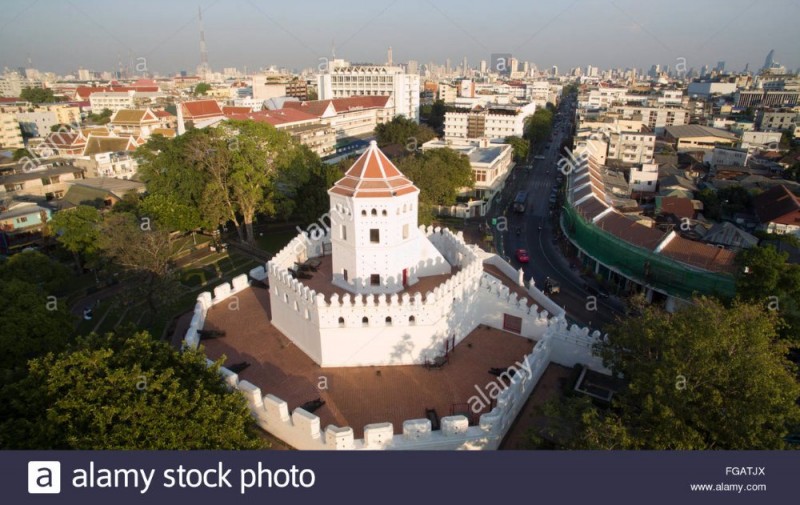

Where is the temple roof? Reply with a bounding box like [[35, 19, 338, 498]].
[[329, 141, 418, 198]]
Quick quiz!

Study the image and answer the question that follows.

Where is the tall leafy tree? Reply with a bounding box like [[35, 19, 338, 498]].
[[395, 147, 474, 224], [48, 205, 103, 271], [375, 116, 436, 148], [99, 212, 180, 312], [533, 298, 800, 449], [736, 245, 800, 343], [0, 331, 265, 449], [505, 136, 529, 163]]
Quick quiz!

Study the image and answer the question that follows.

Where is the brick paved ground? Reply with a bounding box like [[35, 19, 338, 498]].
[[201, 287, 537, 439]]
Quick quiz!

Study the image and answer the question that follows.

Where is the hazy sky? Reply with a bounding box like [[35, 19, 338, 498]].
[[1, 0, 798, 76]]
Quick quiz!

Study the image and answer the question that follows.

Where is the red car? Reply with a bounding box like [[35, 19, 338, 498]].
[[515, 249, 530, 263]]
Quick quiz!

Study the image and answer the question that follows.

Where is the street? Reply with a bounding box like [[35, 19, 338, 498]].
[[490, 94, 625, 332]]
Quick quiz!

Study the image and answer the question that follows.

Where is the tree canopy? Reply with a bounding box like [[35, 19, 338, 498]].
[[194, 82, 211, 96], [48, 205, 103, 270], [137, 119, 326, 242], [533, 297, 800, 449], [375, 116, 436, 148], [395, 147, 474, 224], [20, 87, 56, 104], [524, 108, 554, 146], [736, 245, 800, 343], [0, 331, 265, 449], [505, 136, 529, 163]]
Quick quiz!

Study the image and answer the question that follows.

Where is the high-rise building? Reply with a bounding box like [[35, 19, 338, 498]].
[[317, 64, 421, 121], [490, 53, 512, 75], [406, 60, 419, 75], [479, 60, 487, 74]]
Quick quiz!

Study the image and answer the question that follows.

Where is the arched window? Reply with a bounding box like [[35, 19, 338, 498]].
[[361, 210, 367, 216], [362, 316, 369, 326], [338, 317, 345, 327], [409, 315, 416, 325], [371, 209, 377, 216], [382, 209, 387, 216], [385, 316, 392, 325]]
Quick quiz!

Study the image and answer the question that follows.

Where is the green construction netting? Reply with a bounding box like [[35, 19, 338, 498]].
[[563, 205, 736, 300]]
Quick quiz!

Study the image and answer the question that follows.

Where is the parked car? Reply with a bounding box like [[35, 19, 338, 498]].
[[515, 249, 530, 263]]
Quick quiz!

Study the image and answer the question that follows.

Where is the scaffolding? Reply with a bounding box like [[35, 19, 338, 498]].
[[563, 205, 736, 300]]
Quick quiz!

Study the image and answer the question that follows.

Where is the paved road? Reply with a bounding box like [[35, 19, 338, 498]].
[[489, 95, 626, 332]]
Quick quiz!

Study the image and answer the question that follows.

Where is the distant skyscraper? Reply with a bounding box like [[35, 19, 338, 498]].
[[715, 61, 725, 72], [551, 65, 558, 77], [462, 56, 468, 75], [407, 60, 418, 75], [197, 6, 210, 78], [387, 46, 393, 66], [490, 53, 512, 74], [762, 49, 775, 71], [479, 60, 487, 74]]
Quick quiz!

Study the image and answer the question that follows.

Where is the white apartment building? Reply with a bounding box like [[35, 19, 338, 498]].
[[609, 105, 689, 134], [318, 64, 420, 121], [438, 83, 457, 103], [444, 102, 535, 141], [709, 146, 749, 169], [607, 131, 655, 164], [741, 130, 782, 150], [0, 112, 24, 148], [89, 91, 136, 112], [629, 162, 659, 193], [582, 87, 628, 108], [657, 90, 683, 105], [422, 137, 514, 215]]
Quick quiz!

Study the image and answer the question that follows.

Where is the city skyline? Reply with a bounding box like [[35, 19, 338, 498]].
[[2, 0, 799, 76]]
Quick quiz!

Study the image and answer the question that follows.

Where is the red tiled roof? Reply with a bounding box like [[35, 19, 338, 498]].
[[283, 99, 335, 118], [660, 236, 737, 273], [658, 196, 695, 219], [595, 212, 667, 251], [152, 110, 175, 118], [329, 141, 418, 198], [222, 106, 253, 116], [181, 100, 223, 120], [225, 108, 319, 126], [753, 184, 800, 225], [330, 95, 392, 112]]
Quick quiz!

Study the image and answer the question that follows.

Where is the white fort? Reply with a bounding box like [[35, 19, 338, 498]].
[[265, 141, 563, 367], [327, 141, 451, 294]]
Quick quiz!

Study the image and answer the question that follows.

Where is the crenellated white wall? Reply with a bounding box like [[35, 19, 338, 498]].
[[181, 228, 611, 450], [266, 226, 559, 366]]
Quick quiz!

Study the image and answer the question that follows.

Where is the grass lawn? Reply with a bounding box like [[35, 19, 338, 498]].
[[255, 229, 296, 254]]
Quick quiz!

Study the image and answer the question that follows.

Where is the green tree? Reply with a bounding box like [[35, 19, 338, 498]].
[[534, 298, 800, 449], [696, 188, 721, 220], [505, 136, 529, 163], [420, 99, 446, 130], [139, 119, 315, 243], [396, 148, 474, 224], [20, 87, 55, 104], [194, 82, 211, 96], [736, 245, 800, 342], [0, 251, 71, 293], [0, 331, 265, 449], [99, 212, 180, 312], [86, 108, 113, 125], [306, 89, 318, 101], [48, 205, 103, 271], [12, 148, 30, 161], [0, 278, 75, 379], [375, 116, 436, 148], [524, 108, 554, 145]]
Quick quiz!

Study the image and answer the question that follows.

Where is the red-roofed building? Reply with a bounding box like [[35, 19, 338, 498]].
[[754, 185, 800, 237], [227, 108, 335, 157], [284, 95, 394, 139], [180, 100, 224, 127]]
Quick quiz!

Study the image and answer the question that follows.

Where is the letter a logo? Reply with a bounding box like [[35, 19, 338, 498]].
[[28, 461, 61, 494]]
